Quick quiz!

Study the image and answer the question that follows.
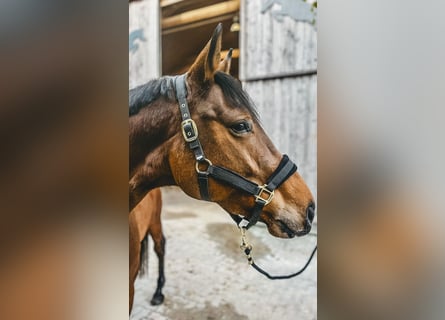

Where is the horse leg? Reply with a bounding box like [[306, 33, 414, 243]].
[[149, 212, 166, 305], [129, 218, 141, 313], [149, 231, 166, 305]]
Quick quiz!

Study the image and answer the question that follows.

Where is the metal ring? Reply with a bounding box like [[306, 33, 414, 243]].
[[195, 158, 213, 174]]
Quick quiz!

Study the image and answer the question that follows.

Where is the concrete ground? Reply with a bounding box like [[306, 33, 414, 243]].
[[131, 187, 317, 320]]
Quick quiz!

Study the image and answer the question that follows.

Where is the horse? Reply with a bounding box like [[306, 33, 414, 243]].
[[129, 188, 165, 312], [129, 22, 315, 309]]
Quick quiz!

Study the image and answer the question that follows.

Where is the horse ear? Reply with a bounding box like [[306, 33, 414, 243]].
[[218, 48, 233, 74], [188, 23, 222, 84]]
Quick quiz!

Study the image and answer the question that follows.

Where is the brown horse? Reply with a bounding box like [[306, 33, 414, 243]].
[[129, 188, 165, 312], [129, 23, 314, 237], [129, 23, 315, 312]]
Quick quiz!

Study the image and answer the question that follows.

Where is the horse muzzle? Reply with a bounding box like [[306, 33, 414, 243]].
[[273, 202, 315, 238]]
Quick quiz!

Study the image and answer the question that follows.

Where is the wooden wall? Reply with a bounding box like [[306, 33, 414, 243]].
[[240, 0, 317, 198], [129, 0, 160, 88]]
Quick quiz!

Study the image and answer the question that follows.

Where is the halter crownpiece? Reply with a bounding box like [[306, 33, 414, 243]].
[[174, 74, 297, 229]]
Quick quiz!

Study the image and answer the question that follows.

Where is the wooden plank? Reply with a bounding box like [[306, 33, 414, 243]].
[[160, 0, 184, 7], [240, 0, 317, 199], [162, 0, 228, 18], [129, 0, 160, 88], [162, 13, 234, 35], [244, 76, 317, 196], [162, 0, 239, 29], [240, 0, 317, 78]]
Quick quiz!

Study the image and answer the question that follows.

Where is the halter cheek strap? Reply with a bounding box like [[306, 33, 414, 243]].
[[175, 74, 206, 162], [174, 74, 297, 229]]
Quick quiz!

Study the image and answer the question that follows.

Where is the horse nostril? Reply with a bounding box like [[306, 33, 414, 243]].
[[306, 202, 315, 223]]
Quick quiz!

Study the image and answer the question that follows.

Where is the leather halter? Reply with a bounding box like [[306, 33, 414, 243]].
[[174, 74, 297, 229]]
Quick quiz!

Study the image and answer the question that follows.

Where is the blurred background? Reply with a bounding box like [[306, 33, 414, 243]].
[[0, 1, 129, 320], [318, 2, 445, 319]]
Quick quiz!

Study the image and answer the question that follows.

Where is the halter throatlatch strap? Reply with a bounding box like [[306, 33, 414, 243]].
[[174, 74, 297, 229]]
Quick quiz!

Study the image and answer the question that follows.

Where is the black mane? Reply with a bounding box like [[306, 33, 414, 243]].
[[214, 71, 259, 121], [129, 72, 259, 121], [129, 76, 176, 116]]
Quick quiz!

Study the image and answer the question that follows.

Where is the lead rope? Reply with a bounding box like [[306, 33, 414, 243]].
[[239, 227, 317, 280]]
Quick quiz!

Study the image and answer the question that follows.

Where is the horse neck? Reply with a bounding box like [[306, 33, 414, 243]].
[[129, 98, 179, 181]]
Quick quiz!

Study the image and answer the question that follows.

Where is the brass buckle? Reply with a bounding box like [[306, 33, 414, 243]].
[[255, 184, 274, 205], [181, 119, 198, 142]]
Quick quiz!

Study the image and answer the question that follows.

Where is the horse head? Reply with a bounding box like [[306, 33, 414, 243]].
[[166, 24, 315, 238]]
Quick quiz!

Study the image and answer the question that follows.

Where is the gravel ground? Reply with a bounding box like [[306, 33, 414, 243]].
[[131, 187, 317, 320]]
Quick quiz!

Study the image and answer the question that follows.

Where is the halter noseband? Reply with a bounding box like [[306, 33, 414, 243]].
[[174, 74, 297, 229]]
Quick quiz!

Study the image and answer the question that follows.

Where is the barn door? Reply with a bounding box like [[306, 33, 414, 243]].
[[129, 0, 160, 88], [240, 0, 317, 195]]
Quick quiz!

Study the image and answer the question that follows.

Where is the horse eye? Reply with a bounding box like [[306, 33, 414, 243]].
[[230, 121, 252, 134]]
